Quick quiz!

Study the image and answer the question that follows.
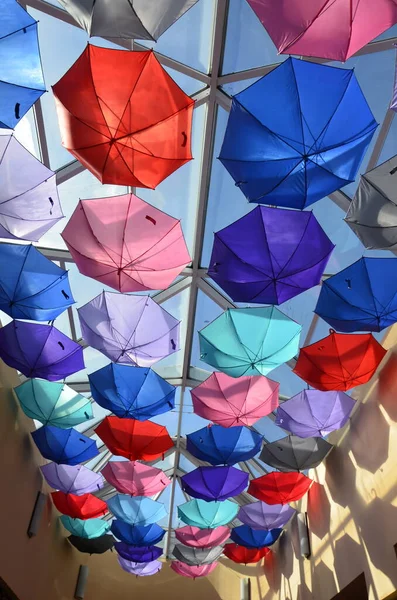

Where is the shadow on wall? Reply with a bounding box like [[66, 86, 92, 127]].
[[311, 561, 338, 599], [378, 352, 397, 422], [349, 397, 390, 474], [307, 481, 331, 540]]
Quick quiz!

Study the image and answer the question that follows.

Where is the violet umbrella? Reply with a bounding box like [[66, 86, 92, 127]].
[[41, 463, 104, 495], [191, 372, 279, 427], [117, 556, 162, 577], [78, 292, 180, 367], [275, 390, 355, 438], [208, 207, 334, 305], [172, 544, 224, 566], [180, 466, 249, 501], [238, 502, 296, 530], [115, 542, 162, 563], [101, 461, 171, 496], [0, 321, 84, 381], [0, 135, 63, 241], [170, 561, 218, 579], [62, 194, 191, 293], [175, 526, 230, 549]]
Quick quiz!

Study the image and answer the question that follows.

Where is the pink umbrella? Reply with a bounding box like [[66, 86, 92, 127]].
[[170, 561, 218, 579], [247, 0, 397, 62], [62, 193, 191, 293], [175, 526, 230, 548], [191, 372, 279, 427], [101, 461, 171, 496]]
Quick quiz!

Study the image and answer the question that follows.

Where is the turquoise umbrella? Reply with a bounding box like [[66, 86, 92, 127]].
[[199, 307, 302, 377], [14, 379, 93, 428], [178, 499, 238, 529], [107, 495, 167, 527], [60, 516, 110, 539]]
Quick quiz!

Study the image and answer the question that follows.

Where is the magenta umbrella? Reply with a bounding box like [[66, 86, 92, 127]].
[[101, 461, 171, 496], [175, 526, 230, 548], [170, 562, 218, 579]]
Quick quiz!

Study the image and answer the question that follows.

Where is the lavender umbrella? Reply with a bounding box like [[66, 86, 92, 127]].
[[78, 292, 180, 367], [238, 502, 295, 530], [0, 136, 63, 241], [117, 556, 162, 577], [40, 463, 104, 495], [0, 321, 84, 380], [181, 466, 249, 501], [114, 542, 162, 563], [275, 390, 355, 438]]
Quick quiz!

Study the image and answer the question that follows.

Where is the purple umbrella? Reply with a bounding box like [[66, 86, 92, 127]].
[[275, 390, 355, 438], [208, 206, 334, 305], [238, 502, 295, 530], [117, 556, 162, 577], [78, 292, 180, 367], [115, 542, 162, 563], [40, 463, 104, 495], [181, 466, 249, 501], [0, 136, 63, 241], [0, 321, 84, 381]]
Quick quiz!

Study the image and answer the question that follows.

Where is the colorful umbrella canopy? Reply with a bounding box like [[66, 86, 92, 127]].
[[115, 542, 162, 563], [0, 244, 74, 321], [293, 329, 386, 391], [247, 0, 397, 62], [95, 417, 174, 461], [259, 436, 333, 472], [15, 380, 92, 429], [31, 426, 98, 466], [53, 46, 194, 188], [78, 292, 180, 367], [0, 321, 84, 381], [40, 463, 104, 495], [89, 363, 176, 420], [238, 502, 296, 531], [345, 155, 397, 250], [51, 492, 107, 519], [0, 0, 45, 128], [208, 207, 334, 305], [101, 461, 171, 497], [230, 525, 282, 548], [199, 307, 301, 377], [60, 516, 110, 539], [0, 136, 63, 241], [175, 526, 230, 549], [57, 0, 198, 40], [107, 495, 167, 527], [186, 425, 262, 465], [223, 544, 270, 564], [248, 472, 313, 505], [219, 58, 377, 209], [172, 544, 224, 566], [275, 390, 355, 438], [117, 557, 162, 577], [191, 372, 279, 427], [111, 522, 165, 547], [62, 194, 191, 293], [315, 258, 397, 333], [68, 534, 114, 554], [178, 499, 238, 529], [170, 561, 218, 579], [180, 466, 249, 501]]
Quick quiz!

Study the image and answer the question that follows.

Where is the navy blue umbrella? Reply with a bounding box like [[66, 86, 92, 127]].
[[230, 525, 282, 548], [186, 425, 262, 466], [89, 363, 176, 419], [111, 521, 166, 547], [31, 426, 99, 465], [114, 542, 162, 563]]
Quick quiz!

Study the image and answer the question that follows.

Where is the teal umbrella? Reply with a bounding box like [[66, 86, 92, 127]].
[[199, 307, 302, 377], [178, 499, 238, 529], [14, 379, 93, 428], [60, 516, 110, 539]]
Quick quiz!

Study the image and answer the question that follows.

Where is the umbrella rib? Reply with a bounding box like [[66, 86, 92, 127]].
[[213, 235, 273, 279], [228, 311, 256, 364], [14, 272, 70, 304], [12, 245, 33, 303], [362, 258, 396, 319], [213, 373, 242, 420], [200, 333, 252, 371], [318, 280, 381, 322], [114, 53, 152, 140], [17, 324, 53, 376], [117, 104, 193, 142], [76, 205, 120, 268], [86, 49, 112, 139], [290, 59, 306, 154]]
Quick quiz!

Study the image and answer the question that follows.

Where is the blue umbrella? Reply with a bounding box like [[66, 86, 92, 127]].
[[186, 425, 262, 466], [230, 525, 282, 548], [114, 542, 162, 563], [107, 495, 167, 526], [111, 521, 166, 547], [315, 257, 397, 333], [31, 426, 99, 465], [60, 516, 110, 539], [0, 244, 74, 320], [89, 363, 175, 419], [0, 0, 46, 129], [219, 57, 377, 209]]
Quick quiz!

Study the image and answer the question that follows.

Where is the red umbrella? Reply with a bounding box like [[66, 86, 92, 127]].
[[293, 329, 386, 391], [53, 45, 194, 188], [248, 472, 313, 505], [223, 543, 270, 564], [95, 416, 174, 461], [51, 492, 107, 519]]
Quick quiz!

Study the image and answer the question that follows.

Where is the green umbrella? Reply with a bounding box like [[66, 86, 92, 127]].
[[178, 499, 238, 529], [60, 516, 110, 539]]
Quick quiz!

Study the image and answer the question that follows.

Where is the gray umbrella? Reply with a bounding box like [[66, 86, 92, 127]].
[[172, 544, 224, 566], [58, 0, 198, 40], [345, 155, 397, 250], [259, 435, 333, 472]]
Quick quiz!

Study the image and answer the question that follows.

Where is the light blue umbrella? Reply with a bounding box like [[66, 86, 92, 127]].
[[199, 307, 302, 377], [107, 495, 167, 527], [178, 499, 239, 529], [60, 516, 110, 539]]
